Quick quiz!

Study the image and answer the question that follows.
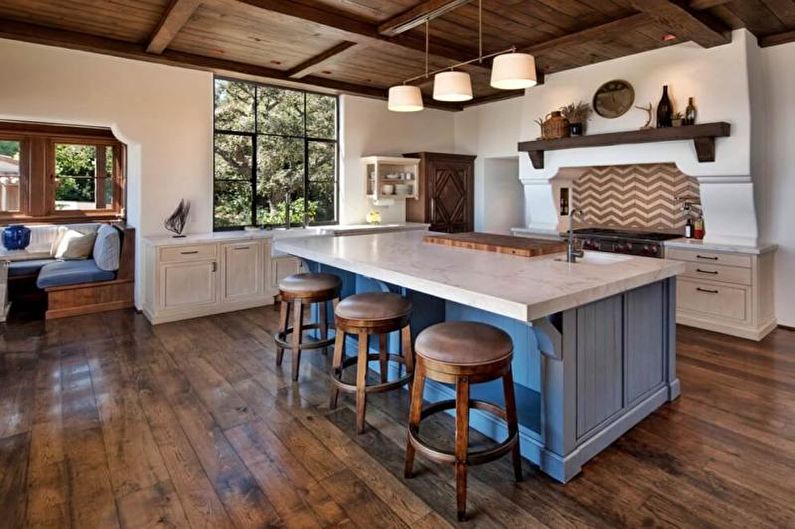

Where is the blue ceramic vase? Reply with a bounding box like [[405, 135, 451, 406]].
[[2, 224, 31, 250]]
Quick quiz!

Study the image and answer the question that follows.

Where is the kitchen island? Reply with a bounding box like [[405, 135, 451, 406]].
[[275, 231, 685, 482]]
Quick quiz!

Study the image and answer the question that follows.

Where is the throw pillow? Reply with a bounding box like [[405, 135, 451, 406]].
[[93, 224, 121, 271], [54, 229, 97, 260]]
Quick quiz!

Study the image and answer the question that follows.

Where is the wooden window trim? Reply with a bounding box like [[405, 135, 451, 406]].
[[0, 121, 126, 224]]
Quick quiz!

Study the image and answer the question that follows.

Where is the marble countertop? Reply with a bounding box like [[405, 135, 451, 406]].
[[665, 238, 777, 255], [142, 223, 429, 247], [275, 231, 684, 322]]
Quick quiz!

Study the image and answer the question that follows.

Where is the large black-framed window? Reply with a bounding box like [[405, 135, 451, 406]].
[[213, 77, 338, 230]]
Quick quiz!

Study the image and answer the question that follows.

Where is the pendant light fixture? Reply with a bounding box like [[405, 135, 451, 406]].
[[386, 0, 537, 111], [388, 85, 423, 111], [433, 71, 473, 102], [490, 52, 537, 89]]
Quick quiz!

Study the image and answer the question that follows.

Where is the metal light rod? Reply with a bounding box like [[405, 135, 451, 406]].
[[402, 46, 516, 84]]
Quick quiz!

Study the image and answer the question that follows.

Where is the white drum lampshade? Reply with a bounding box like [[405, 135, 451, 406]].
[[388, 85, 424, 112], [433, 71, 473, 102], [490, 52, 537, 90]]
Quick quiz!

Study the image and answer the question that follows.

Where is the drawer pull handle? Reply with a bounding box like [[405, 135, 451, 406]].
[[180, 250, 199, 255], [211, 262, 217, 272], [234, 246, 250, 250], [696, 268, 719, 275], [696, 254, 718, 261], [696, 287, 719, 294]]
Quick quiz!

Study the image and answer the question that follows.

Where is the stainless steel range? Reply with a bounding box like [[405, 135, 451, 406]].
[[572, 228, 682, 258]]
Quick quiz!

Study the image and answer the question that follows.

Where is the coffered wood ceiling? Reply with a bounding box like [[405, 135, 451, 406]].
[[0, 0, 792, 111]]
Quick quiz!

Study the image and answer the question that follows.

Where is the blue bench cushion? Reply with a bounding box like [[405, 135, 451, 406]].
[[36, 259, 116, 289], [9, 258, 56, 277]]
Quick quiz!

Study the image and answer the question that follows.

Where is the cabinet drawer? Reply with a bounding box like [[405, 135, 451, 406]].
[[677, 279, 747, 321], [681, 262, 751, 286], [666, 248, 751, 268], [160, 244, 217, 263]]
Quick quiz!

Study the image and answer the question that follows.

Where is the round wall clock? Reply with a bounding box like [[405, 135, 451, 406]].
[[593, 80, 635, 118]]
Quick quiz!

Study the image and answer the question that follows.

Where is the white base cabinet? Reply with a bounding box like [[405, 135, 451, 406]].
[[143, 236, 302, 324], [667, 245, 776, 341]]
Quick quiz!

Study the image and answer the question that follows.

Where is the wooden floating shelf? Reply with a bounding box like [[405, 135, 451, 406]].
[[517, 122, 731, 169]]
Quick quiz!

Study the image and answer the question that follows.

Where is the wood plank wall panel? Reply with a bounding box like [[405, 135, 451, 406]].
[[0, 0, 170, 43]]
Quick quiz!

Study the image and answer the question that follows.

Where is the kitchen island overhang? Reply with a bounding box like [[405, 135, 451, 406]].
[[275, 231, 685, 483]]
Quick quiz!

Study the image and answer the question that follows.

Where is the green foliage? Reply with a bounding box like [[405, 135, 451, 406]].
[[0, 141, 20, 158], [213, 79, 337, 228], [54, 144, 96, 203]]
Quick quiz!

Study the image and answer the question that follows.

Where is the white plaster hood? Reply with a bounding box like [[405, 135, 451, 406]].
[[514, 30, 760, 247]]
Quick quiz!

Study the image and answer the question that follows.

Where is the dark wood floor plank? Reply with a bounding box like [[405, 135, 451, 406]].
[[60, 352, 121, 529], [145, 349, 281, 529], [0, 433, 30, 529], [26, 356, 69, 529], [4, 308, 795, 529]]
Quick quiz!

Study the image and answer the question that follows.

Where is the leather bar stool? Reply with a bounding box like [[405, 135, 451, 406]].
[[275, 272, 341, 381], [404, 321, 522, 521], [330, 292, 413, 434]]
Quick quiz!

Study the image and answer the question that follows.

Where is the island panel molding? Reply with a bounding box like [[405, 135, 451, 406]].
[[518, 122, 731, 170], [574, 163, 701, 230]]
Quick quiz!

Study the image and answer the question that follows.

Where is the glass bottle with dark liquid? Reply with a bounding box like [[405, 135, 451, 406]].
[[657, 85, 673, 128]]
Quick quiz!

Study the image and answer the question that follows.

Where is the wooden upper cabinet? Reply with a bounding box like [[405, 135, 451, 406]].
[[404, 152, 476, 233]]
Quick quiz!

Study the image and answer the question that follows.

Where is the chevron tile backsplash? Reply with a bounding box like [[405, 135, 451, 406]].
[[573, 163, 700, 230]]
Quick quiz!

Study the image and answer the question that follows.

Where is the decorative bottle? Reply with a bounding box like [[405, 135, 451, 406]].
[[685, 217, 694, 239], [685, 97, 697, 125], [656, 85, 673, 128]]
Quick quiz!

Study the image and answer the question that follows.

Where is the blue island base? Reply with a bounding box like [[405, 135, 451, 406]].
[[305, 260, 679, 483]]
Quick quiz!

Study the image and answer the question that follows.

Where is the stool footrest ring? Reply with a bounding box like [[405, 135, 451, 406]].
[[407, 399, 519, 466], [275, 323, 335, 350], [330, 353, 412, 394]]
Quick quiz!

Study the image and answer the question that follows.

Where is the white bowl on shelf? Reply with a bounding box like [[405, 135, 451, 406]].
[[381, 184, 395, 195]]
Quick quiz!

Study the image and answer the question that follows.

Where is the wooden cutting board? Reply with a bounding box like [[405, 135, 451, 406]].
[[423, 232, 567, 257]]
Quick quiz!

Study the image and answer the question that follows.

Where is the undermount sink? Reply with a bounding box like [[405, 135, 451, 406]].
[[555, 251, 633, 265]]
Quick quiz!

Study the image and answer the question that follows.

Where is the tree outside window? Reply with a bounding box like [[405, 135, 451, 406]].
[[213, 78, 338, 229]]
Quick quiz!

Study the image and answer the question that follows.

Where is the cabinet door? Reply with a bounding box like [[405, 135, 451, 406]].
[[222, 242, 261, 302], [271, 256, 302, 290], [428, 159, 474, 233], [159, 261, 217, 309]]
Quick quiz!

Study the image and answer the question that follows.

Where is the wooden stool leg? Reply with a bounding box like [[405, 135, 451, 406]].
[[404, 360, 425, 479], [401, 325, 414, 393], [319, 301, 328, 355], [276, 300, 289, 367], [378, 333, 388, 383], [355, 331, 369, 434], [503, 368, 523, 482], [455, 375, 470, 522], [329, 330, 345, 409], [291, 299, 303, 381]]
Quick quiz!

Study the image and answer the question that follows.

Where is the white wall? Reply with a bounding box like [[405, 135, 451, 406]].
[[756, 41, 795, 326], [339, 96, 455, 224], [479, 157, 523, 234]]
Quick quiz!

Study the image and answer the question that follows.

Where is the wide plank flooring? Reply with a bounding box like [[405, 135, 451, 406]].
[[1, 307, 794, 528]]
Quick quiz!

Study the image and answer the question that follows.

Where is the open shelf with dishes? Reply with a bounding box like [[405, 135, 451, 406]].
[[362, 156, 420, 206]]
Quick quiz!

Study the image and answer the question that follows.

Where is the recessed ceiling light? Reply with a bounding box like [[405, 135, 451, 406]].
[[663, 34, 677, 41]]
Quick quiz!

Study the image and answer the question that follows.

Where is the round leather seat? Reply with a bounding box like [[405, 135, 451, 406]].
[[415, 321, 512, 366], [279, 272, 341, 294], [335, 292, 412, 322]]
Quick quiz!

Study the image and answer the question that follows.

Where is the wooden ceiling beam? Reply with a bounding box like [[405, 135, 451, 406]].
[[378, 0, 473, 37], [628, 0, 731, 48], [0, 18, 468, 110], [689, 0, 732, 9], [758, 28, 795, 47], [233, 0, 487, 69], [146, 0, 202, 54], [286, 41, 357, 79]]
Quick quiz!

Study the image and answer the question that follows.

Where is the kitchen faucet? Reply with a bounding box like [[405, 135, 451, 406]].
[[567, 208, 585, 263]]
